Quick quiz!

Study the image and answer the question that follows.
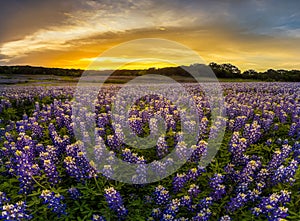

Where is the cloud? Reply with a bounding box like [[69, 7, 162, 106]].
[[0, 0, 203, 59], [0, 0, 80, 43], [0, 0, 299, 70], [0, 54, 10, 63]]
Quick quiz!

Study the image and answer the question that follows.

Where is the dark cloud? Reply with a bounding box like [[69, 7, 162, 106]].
[[0, 0, 299, 70], [0, 0, 85, 43], [0, 54, 9, 60], [1, 0, 299, 45]]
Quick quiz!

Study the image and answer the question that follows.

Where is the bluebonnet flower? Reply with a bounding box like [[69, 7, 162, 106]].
[[0, 192, 9, 206], [48, 123, 68, 154], [219, 215, 231, 221], [153, 185, 170, 205], [122, 148, 139, 163], [271, 207, 289, 220], [151, 161, 166, 178], [209, 174, 224, 190], [229, 132, 240, 148], [35, 143, 45, 154], [190, 140, 207, 162], [282, 139, 289, 145], [188, 184, 201, 198], [156, 135, 169, 159], [226, 193, 248, 212], [41, 159, 60, 185], [272, 163, 295, 186], [4, 132, 14, 143], [209, 173, 226, 200], [211, 184, 226, 201], [150, 208, 161, 219], [278, 190, 291, 204], [251, 207, 262, 216], [68, 187, 81, 200], [267, 145, 292, 171], [132, 163, 147, 184], [107, 151, 116, 165], [172, 173, 187, 193], [92, 214, 106, 221], [175, 132, 184, 143], [40, 190, 66, 216], [161, 213, 175, 221], [282, 160, 298, 184], [184, 120, 197, 134], [93, 141, 106, 163], [128, 115, 143, 136], [199, 117, 209, 139], [293, 142, 300, 162], [0, 201, 32, 220], [243, 121, 262, 144], [192, 208, 211, 221], [102, 165, 113, 179], [64, 156, 81, 180], [164, 198, 181, 216], [224, 163, 239, 181], [31, 121, 43, 139], [276, 138, 282, 144], [252, 190, 291, 220], [229, 135, 249, 165], [289, 122, 298, 137], [16, 124, 25, 134], [187, 166, 205, 181], [273, 123, 279, 131], [96, 126, 105, 137], [257, 168, 269, 182], [238, 160, 261, 184], [228, 119, 235, 131], [96, 113, 110, 128], [15, 133, 35, 154], [166, 114, 177, 131], [198, 197, 213, 210], [14, 150, 40, 194], [176, 141, 189, 161], [107, 135, 121, 151], [181, 195, 192, 209], [256, 182, 266, 192], [279, 110, 287, 123], [44, 145, 59, 163], [266, 138, 272, 146], [64, 145, 97, 180], [149, 118, 158, 135], [233, 115, 247, 131], [104, 187, 128, 218], [248, 189, 261, 202], [235, 182, 250, 194]]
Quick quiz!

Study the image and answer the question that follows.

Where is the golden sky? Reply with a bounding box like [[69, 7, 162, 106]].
[[0, 0, 299, 71]]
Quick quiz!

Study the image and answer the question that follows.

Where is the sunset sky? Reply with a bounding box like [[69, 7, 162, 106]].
[[0, 0, 299, 71]]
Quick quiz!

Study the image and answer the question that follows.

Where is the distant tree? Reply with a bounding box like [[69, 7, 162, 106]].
[[209, 62, 241, 78], [0, 64, 299, 82], [242, 69, 258, 79]]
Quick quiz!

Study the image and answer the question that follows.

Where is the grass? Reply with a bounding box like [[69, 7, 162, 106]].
[[0, 75, 278, 86]]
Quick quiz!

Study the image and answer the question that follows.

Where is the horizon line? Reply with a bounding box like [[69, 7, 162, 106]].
[[1, 63, 299, 73]]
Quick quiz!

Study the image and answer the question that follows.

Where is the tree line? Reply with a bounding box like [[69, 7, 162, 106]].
[[0, 63, 299, 82]]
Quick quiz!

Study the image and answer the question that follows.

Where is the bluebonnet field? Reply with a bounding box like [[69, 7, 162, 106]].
[[0, 82, 299, 221]]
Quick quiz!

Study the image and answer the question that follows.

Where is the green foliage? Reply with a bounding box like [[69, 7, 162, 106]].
[[1, 63, 299, 83], [0, 85, 299, 221]]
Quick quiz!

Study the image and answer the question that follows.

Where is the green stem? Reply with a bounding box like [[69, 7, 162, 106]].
[[94, 176, 102, 193], [31, 176, 47, 189]]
